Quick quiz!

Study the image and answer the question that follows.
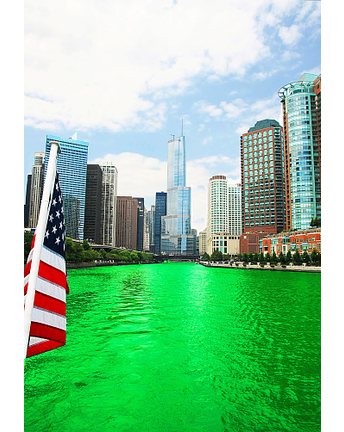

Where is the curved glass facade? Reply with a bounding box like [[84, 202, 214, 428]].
[[279, 74, 321, 230]]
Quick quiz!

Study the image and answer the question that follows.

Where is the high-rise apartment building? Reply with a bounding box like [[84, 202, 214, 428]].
[[161, 134, 195, 255], [28, 152, 45, 228], [228, 184, 242, 236], [134, 197, 144, 251], [148, 205, 155, 253], [199, 230, 207, 256], [44, 135, 88, 240], [116, 196, 138, 250], [206, 175, 242, 255], [84, 164, 103, 244], [207, 175, 228, 235], [279, 73, 321, 230], [99, 163, 118, 247], [143, 208, 150, 252], [239, 119, 285, 253], [24, 174, 32, 227], [154, 191, 167, 254]]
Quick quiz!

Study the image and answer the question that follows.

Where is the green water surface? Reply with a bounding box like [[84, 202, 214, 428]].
[[25, 263, 321, 431]]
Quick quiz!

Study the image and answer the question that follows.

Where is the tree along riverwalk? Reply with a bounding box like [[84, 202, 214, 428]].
[[200, 261, 321, 273]]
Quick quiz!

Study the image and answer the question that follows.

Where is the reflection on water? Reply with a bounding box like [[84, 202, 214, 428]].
[[25, 264, 320, 432]]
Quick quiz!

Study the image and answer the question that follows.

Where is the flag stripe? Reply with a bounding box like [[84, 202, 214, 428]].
[[24, 277, 66, 302], [29, 322, 66, 344], [33, 292, 66, 316], [26, 339, 64, 358], [38, 260, 68, 291], [24, 260, 32, 279], [29, 336, 49, 347], [27, 245, 66, 273], [31, 307, 66, 331], [25, 261, 68, 294]]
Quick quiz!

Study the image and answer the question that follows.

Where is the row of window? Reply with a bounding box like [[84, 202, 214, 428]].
[[243, 143, 274, 154], [268, 243, 321, 252], [245, 221, 275, 226], [244, 174, 276, 182]]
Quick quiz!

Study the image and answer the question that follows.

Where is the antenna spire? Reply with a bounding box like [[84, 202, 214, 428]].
[[181, 119, 184, 136]]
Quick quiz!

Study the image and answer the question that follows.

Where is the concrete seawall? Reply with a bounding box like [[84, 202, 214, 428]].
[[200, 262, 321, 273], [66, 261, 157, 270]]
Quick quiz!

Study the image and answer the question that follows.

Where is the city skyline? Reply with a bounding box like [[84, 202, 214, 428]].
[[24, 0, 321, 233]]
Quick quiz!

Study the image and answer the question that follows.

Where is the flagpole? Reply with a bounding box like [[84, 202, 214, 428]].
[[24, 141, 61, 358]]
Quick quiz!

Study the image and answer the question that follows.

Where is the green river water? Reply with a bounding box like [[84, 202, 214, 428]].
[[25, 263, 321, 431]]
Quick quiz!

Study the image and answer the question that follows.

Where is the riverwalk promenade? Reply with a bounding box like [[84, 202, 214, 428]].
[[200, 261, 321, 273]]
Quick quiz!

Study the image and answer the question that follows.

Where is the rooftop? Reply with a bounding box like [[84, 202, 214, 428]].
[[248, 119, 281, 133]]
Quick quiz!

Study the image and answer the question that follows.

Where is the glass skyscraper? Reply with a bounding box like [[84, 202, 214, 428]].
[[84, 164, 103, 244], [161, 134, 195, 255], [154, 191, 167, 254], [135, 197, 145, 251], [44, 135, 88, 240], [279, 73, 321, 230]]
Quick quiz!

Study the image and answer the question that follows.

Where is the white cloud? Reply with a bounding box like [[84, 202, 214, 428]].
[[202, 136, 213, 146], [194, 93, 282, 129], [281, 50, 301, 63], [220, 99, 248, 119], [26, 0, 308, 132], [278, 24, 302, 46], [234, 94, 283, 131], [193, 101, 223, 118]]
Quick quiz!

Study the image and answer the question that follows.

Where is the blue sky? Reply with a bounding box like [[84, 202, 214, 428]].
[[24, 0, 321, 233]]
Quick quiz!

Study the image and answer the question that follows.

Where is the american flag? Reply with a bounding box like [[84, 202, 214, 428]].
[[24, 174, 69, 358]]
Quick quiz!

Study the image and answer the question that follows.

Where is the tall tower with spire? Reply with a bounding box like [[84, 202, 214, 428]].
[[160, 129, 195, 255]]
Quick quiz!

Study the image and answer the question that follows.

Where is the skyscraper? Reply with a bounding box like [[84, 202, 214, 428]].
[[134, 197, 144, 251], [116, 196, 138, 250], [154, 191, 167, 254], [24, 174, 32, 228], [206, 175, 242, 255], [207, 175, 228, 236], [143, 207, 150, 252], [28, 152, 45, 228], [99, 163, 118, 247], [199, 229, 207, 256], [148, 205, 155, 253], [44, 135, 88, 240], [84, 164, 102, 244], [239, 119, 285, 253], [161, 134, 195, 255], [279, 73, 321, 230], [228, 184, 242, 236]]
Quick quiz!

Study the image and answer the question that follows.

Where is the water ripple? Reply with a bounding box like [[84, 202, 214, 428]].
[[25, 263, 320, 432]]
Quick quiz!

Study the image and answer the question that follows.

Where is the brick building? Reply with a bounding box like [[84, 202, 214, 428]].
[[239, 119, 285, 253], [259, 227, 321, 256], [115, 196, 138, 250]]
